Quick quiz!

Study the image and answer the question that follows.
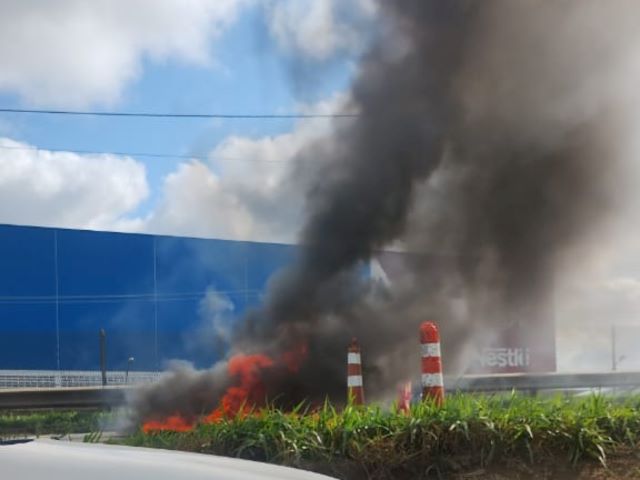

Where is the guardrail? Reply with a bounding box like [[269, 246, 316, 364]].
[[2, 371, 640, 411], [0, 370, 161, 389], [445, 370, 640, 392]]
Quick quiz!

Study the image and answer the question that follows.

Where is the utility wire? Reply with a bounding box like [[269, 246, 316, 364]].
[[0, 288, 263, 305], [0, 144, 290, 162], [0, 107, 358, 120]]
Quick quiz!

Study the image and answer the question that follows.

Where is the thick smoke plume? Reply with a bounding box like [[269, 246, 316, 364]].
[[132, 0, 640, 423], [129, 361, 230, 423]]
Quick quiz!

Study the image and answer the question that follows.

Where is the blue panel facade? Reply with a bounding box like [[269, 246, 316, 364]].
[[0, 224, 302, 372], [59, 300, 156, 371], [57, 229, 155, 296], [0, 303, 57, 370], [0, 225, 55, 296]]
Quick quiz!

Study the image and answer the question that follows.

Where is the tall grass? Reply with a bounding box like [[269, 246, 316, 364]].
[[122, 393, 640, 479]]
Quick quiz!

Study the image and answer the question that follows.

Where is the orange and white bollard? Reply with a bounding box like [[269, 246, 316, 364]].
[[347, 338, 365, 405], [420, 321, 444, 406]]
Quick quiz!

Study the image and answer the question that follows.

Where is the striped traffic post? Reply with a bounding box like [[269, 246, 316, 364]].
[[347, 338, 365, 405], [420, 321, 444, 406]]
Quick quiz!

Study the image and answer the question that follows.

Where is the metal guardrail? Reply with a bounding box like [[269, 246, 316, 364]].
[[0, 370, 161, 389], [445, 371, 640, 392], [2, 371, 640, 410]]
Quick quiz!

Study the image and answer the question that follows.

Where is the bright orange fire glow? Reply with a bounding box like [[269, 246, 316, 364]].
[[204, 353, 274, 422], [142, 414, 193, 433], [142, 343, 308, 433]]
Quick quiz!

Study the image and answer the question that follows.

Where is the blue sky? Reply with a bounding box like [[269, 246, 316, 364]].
[[3, 0, 640, 371], [0, 0, 376, 239], [0, 1, 366, 223]]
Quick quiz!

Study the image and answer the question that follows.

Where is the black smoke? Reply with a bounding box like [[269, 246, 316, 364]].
[[233, 1, 475, 399], [129, 361, 231, 423], [131, 0, 638, 419]]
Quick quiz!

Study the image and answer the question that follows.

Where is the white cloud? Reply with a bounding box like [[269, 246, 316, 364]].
[[0, 93, 350, 241], [263, 0, 377, 61], [142, 125, 316, 242], [0, 0, 377, 105], [142, 160, 263, 241], [142, 93, 351, 242], [0, 0, 247, 107], [0, 138, 148, 230]]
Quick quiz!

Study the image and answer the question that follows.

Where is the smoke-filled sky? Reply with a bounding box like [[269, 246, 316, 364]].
[[3, 0, 640, 376], [126, 0, 640, 421], [236, 0, 640, 392]]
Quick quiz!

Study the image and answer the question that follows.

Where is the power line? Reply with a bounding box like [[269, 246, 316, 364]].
[[0, 288, 263, 305], [0, 144, 290, 163], [0, 107, 358, 120]]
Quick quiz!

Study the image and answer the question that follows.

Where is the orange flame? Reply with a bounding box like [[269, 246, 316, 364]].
[[204, 353, 274, 422], [142, 344, 308, 433], [397, 381, 412, 414], [142, 414, 193, 433]]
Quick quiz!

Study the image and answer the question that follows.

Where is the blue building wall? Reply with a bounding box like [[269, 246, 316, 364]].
[[0, 224, 299, 372]]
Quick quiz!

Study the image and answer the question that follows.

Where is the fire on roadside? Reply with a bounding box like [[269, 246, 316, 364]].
[[142, 343, 308, 432]]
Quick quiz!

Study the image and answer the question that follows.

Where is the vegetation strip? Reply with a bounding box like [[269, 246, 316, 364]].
[[122, 394, 640, 479], [0, 409, 109, 437]]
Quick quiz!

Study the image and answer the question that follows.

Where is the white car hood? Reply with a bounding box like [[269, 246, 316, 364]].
[[0, 439, 335, 480]]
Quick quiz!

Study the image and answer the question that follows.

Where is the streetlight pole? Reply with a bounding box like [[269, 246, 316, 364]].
[[612, 325, 617, 371], [99, 329, 107, 387], [125, 357, 135, 384]]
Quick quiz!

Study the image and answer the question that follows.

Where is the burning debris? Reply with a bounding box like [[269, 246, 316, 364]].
[[132, 0, 640, 428], [135, 348, 309, 431]]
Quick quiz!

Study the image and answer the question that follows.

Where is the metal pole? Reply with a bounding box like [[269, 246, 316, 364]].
[[100, 329, 107, 387], [612, 325, 617, 372], [125, 357, 134, 384]]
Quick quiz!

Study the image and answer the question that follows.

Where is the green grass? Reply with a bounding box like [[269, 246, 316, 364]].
[[0, 409, 111, 438], [120, 394, 640, 479]]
